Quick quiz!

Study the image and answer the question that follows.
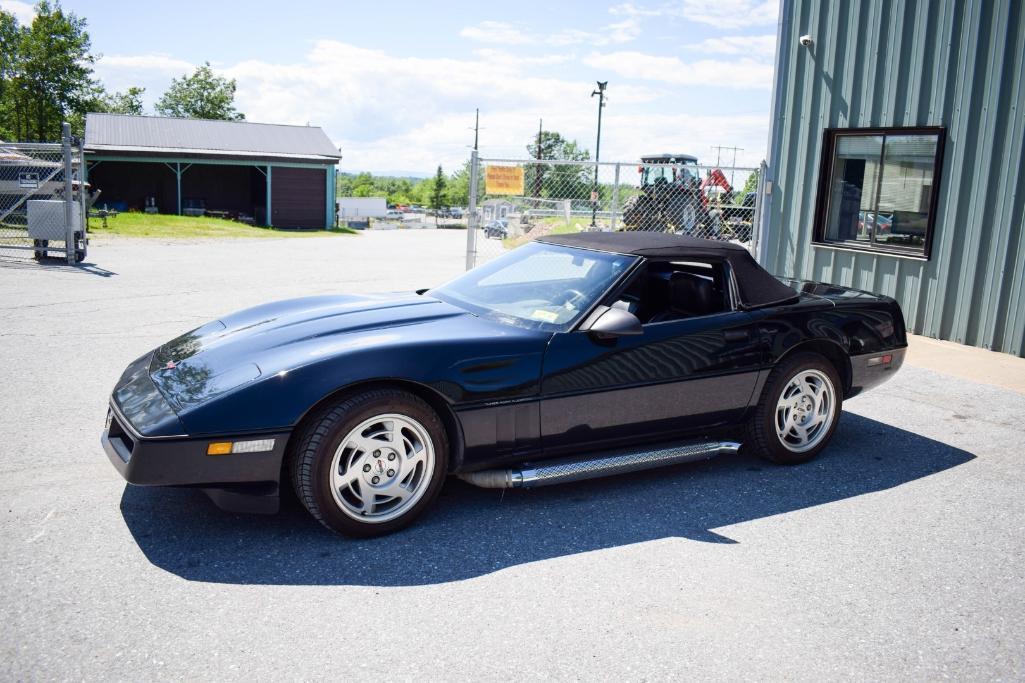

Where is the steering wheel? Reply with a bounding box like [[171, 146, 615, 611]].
[[558, 289, 588, 309]]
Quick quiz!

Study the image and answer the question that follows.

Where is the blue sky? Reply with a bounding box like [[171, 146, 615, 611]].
[[4, 0, 779, 174]]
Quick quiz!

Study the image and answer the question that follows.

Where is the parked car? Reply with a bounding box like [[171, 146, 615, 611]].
[[858, 211, 893, 238], [385, 210, 404, 220], [102, 232, 907, 538], [449, 207, 464, 219], [484, 219, 508, 239]]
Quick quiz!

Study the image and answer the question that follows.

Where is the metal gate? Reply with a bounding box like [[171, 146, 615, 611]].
[[465, 150, 764, 270], [0, 123, 88, 265]]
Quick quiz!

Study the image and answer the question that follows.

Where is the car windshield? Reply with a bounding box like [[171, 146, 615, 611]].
[[430, 241, 636, 331]]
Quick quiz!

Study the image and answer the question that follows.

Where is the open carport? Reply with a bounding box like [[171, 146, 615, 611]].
[[84, 113, 340, 229]]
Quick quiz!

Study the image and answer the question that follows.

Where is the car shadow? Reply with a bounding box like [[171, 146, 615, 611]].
[[120, 413, 974, 586]]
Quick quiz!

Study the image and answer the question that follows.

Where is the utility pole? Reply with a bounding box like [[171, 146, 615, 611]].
[[468, 108, 484, 151], [534, 118, 543, 201], [710, 145, 744, 187], [591, 80, 607, 229]]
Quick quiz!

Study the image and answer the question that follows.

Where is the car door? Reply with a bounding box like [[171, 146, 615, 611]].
[[538, 287, 763, 456]]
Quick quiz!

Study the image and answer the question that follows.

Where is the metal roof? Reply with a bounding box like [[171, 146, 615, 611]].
[[640, 153, 698, 163], [84, 113, 341, 162]]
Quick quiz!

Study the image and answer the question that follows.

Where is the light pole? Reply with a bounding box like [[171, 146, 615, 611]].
[[590, 80, 607, 229]]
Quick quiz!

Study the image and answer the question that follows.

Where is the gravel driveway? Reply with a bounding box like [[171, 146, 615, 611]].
[[1, 231, 1023, 680]]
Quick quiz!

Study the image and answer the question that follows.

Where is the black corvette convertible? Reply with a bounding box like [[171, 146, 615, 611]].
[[103, 232, 906, 537]]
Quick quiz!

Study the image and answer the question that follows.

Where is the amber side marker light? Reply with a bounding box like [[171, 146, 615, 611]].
[[206, 439, 276, 456]]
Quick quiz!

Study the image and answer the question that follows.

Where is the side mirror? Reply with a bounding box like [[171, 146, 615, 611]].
[[587, 306, 643, 339]]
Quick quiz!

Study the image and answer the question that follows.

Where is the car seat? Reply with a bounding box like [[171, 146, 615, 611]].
[[648, 272, 720, 322]]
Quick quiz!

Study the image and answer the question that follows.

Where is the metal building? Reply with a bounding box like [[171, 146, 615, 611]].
[[759, 0, 1025, 356], [84, 114, 340, 229]]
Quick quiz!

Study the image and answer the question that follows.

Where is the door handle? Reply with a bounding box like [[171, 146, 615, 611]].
[[724, 329, 750, 342]]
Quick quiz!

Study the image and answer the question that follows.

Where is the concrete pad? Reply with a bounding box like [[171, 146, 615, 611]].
[[905, 333, 1025, 395]]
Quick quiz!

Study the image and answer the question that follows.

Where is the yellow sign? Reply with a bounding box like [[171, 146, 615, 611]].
[[485, 165, 524, 195]]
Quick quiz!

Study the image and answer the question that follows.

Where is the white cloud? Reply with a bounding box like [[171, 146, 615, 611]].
[[462, 16, 641, 48], [584, 51, 773, 89], [0, 0, 34, 24], [459, 21, 532, 45], [471, 49, 575, 67], [99, 54, 195, 75], [686, 34, 777, 58], [609, 3, 663, 18], [92, 39, 770, 173], [675, 0, 779, 29], [94, 55, 197, 111], [547, 17, 641, 46]]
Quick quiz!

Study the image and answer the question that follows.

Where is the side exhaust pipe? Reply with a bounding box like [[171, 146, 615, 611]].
[[457, 440, 740, 489]]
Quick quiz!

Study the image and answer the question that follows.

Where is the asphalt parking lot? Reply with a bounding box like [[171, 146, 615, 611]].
[[1, 231, 1024, 680]]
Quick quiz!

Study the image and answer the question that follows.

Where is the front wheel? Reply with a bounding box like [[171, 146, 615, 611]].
[[290, 389, 449, 537], [747, 353, 842, 464]]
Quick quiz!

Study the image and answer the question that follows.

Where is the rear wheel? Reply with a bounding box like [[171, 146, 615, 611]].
[[290, 389, 448, 537], [748, 353, 842, 464]]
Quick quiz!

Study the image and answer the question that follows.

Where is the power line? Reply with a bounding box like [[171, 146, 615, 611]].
[[710, 145, 744, 187]]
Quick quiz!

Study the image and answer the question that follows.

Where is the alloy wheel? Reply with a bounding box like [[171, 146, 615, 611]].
[[329, 413, 435, 523], [774, 369, 836, 453]]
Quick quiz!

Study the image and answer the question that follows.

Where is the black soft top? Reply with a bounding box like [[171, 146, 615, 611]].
[[539, 232, 798, 309]]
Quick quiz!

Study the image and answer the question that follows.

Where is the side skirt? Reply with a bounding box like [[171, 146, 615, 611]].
[[457, 438, 740, 489]]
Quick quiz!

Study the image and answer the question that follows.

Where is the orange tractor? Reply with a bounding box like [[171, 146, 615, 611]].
[[699, 168, 756, 242]]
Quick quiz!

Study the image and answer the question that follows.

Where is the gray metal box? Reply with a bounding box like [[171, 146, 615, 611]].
[[28, 200, 80, 241]]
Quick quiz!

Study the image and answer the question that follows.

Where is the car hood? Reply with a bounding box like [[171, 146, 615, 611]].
[[148, 292, 469, 412]]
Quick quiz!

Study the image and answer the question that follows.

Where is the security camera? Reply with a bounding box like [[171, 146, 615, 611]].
[[799, 34, 813, 47]]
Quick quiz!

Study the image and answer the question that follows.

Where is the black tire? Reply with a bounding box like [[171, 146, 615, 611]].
[[747, 352, 842, 465], [289, 389, 449, 538]]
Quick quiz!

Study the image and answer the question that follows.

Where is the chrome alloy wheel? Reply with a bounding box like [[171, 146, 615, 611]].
[[329, 413, 435, 523], [774, 369, 836, 453]]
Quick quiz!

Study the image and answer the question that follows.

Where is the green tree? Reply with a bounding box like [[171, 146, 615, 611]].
[[337, 172, 422, 205], [0, 11, 19, 139], [741, 167, 760, 197], [526, 130, 590, 162], [410, 176, 433, 205], [524, 130, 591, 201], [101, 86, 145, 115], [155, 62, 244, 120], [429, 165, 447, 225], [0, 1, 102, 140], [445, 159, 484, 208]]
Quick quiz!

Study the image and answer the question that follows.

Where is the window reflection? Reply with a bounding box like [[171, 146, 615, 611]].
[[820, 129, 940, 257]]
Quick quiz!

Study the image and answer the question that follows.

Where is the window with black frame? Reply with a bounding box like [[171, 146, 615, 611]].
[[815, 127, 944, 258]]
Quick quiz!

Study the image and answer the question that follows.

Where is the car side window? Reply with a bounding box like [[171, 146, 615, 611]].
[[604, 260, 731, 324]]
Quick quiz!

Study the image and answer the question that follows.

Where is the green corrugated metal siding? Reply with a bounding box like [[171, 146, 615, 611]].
[[762, 0, 1025, 356]]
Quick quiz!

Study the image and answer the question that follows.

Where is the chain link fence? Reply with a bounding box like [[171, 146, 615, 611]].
[[465, 152, 763, 269], [0, 123, 88, 265]]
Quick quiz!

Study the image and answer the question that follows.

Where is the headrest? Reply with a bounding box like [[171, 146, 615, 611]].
[[669, 272, 717, 315]]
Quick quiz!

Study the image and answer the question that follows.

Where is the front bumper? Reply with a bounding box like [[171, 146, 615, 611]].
[[102, 401, 290, 513], [847, 346, 906, 398]]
